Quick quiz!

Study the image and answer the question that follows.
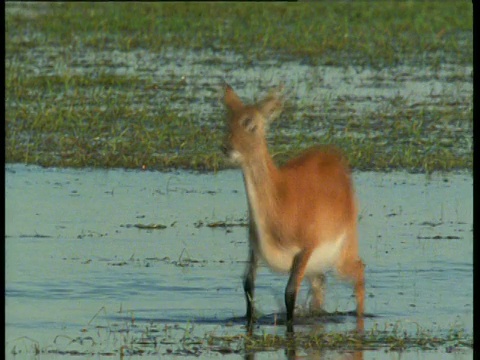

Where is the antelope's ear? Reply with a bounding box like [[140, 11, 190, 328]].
[[224, 84, 244, 112], [257, 85, 284, 123]]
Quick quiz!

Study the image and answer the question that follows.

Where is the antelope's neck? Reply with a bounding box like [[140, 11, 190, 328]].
[[241, 146, 279, 226], [241, 146, 298, 273]]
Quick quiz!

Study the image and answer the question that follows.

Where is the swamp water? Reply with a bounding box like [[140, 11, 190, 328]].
[[5, 164, 472, 359]]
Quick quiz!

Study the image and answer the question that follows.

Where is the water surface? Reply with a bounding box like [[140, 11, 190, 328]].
[[5, 164, 472, 358]]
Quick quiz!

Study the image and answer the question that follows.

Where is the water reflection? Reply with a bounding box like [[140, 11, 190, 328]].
[[244, 345, 364, 360]]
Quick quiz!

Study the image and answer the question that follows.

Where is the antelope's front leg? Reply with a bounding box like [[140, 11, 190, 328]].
[[243, 248, 257, 334], [285, 249, 313, 333]]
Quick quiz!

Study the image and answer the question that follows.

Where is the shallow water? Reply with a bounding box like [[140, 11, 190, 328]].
[[5, 164, 472, 359]]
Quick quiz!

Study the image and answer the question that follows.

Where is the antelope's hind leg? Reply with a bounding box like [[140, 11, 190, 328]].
[[336, 235, 365, 331], [308, 273, 327, 314]]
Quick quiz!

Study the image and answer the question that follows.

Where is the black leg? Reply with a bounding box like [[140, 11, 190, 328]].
[[285, 266, 297, 333], [285, 250, 311, 334], [244, 248, 257, 334]]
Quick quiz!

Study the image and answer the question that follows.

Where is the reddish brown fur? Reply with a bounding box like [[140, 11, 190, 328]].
[[276, 147, 356, 248], [222, 84, 365, 332]]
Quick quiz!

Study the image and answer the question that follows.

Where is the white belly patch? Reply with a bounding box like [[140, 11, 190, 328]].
[[305, 233, 346, 275], [257, 232, 346, 275]]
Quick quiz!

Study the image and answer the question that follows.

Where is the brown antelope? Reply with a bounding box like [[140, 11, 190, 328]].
[[221, 84, 365, 333]]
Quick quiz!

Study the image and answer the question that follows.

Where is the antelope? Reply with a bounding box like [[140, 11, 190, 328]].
[[221, 84, 365, 334]]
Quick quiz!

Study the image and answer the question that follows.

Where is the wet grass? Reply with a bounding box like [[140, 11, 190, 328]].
[[220, 325, 472, 353], [5, 69, 224, 170], [8, 318, 473, 357], [5, 2, 472, 66], [5, 2, 473, 173]]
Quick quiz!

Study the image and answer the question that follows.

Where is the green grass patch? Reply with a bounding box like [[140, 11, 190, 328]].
[[5, 2, 472, 173], [6, 2, 472, 66]]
